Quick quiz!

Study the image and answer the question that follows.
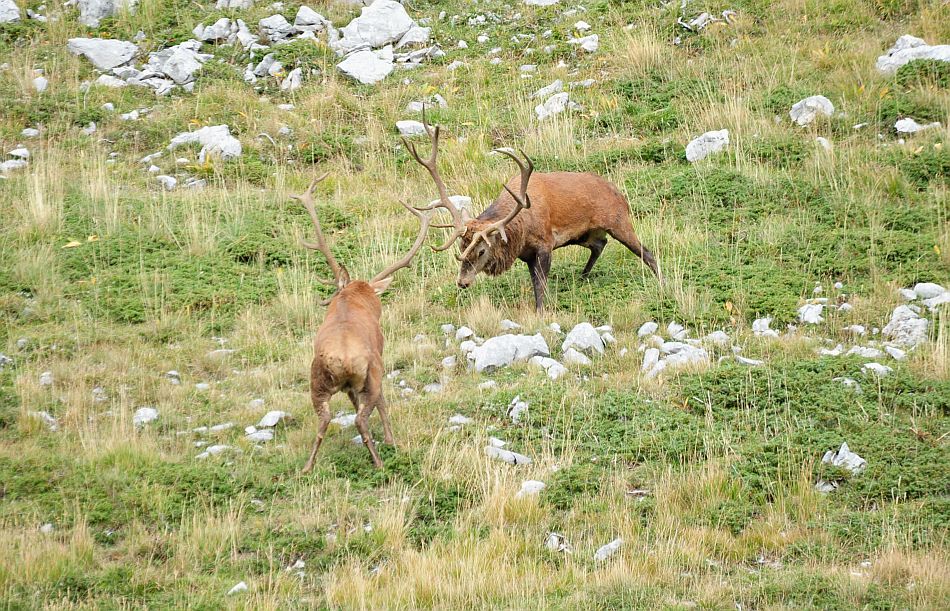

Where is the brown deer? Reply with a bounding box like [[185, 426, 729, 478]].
[[293, 174, 431, 472], [403, 116, 661, 312]]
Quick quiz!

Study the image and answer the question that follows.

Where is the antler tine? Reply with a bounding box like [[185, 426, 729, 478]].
[[462, 148, 535, 248], [371, 203, 433, 283], [291, 173, 347, 288], [400, 108, 467, 253]]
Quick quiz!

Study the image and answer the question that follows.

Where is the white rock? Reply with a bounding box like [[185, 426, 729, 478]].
[[0, 0, 21, 23], [875, 35, 950, 75], [529, 356, 568, 380], [594, 538, 623, 562], [562, 323, 605, 355], [395, 120, 427, 137], [448, 414, 472, 425], [847, 345, 884, 358], [499, 319, 521, 331], [478, 380, 498, 390], [337, 46, 394, 85], [246, 429, 273, 442], [816, 136, 832, 151], [227, 581, 248, 595], [562, 348, 591, 366], [789, 96, 834, 126], [686, 129, 729, 162], [168, 125, 242, 161], [469, 334, 550, 373], [913, 282, 946, 299], [821, 442, 867, 474], [94, 74, 127, 88], [37, 371, 53, 386], [923, 292, 950, 310], [442, 355, 457, 370], [21, 128, 40, 138], [459, 340, 477, 354], [294, 6, 327, 32], [32, 76, 48, 92], [705, 330, 731, 347], [525, 0, 558, 5], [545, 532, 572, 553], [834, 376, 862, 393], [637, 321, 658, 338], [156, 175, 177, 191], [882, 305, 928, 347], [27, 410, 58, 431], [734, 355, 764, 366], [516, 480, 546, 498], [258, 410, 289, 427], [335, 0, 414, 53], [195, 17, 232, 42], [216, 0, 253, 8], [280, 67, 303, 92], [78, 0, 136, 28], [641, 348, 660, 373], [862, 362, 893, 377], [8, 147, 28, 159], [819, 344, 844, 357], [567, 34, 599, 54], [534, 92, 579, 121], [844, 324, 867, 336], [884, 346, 907, 361], [331, 412, 356, 428], [488, 437, 506, 448], [667, 321, 687, 340], [1, 159, 28, 174], [484, 446, 532, 465], [798, 304, 824, 324], [406, 94, 446, 113], [574, 20, 591, 31], [133, 407, 158, 427], [507, 396, 529, 423], [456, 326, 474, 341], [145, 39, 211, 86], [395, 25, 431, 49], [259, 14, 294, 43], [67, 38, 138, 71], [209, 422, 233, 433], [895, 118, 941, 134]]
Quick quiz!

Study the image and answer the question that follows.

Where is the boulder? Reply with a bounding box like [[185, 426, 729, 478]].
[[294, 6, 327, 32], [567, 34, 598, 52], [821, 442, 867, 474], [396, 120, 426, 136], [798, 303, 824, 324], [216, 0, 253, 8], [0, 0, 20, 23], [882, 305, 928, 347], [875, 35, 950, 75], [78, 0, 136, 28], [468, 333, 550, 373], [535, 92, 579, 121], [914, 282, 947, 299], [337, 46, 394, 85], [594, 538, 622, 562], [484, 446, 532, 465], [133, 407, 158, 427], [531, 79, 563, 99], [335, 0, 414, 53], [562, 322, 604, 355], [259, 14, 294, 43], [637, 321, 658, 338], [67, 38, 138, 71], [789, 95, 834, 126], [515, 480, 546, 498], [895, 118, 941, 134], [258, 410, 290, 427], [168, 125, 242, 161], [562, 348, 591, 366], [686, 129, 729, 162], [529, 356, 568, 380]]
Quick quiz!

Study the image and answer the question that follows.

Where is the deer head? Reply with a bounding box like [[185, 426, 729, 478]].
[[402, 110, 534, 289], [292, 174, 431, 302]]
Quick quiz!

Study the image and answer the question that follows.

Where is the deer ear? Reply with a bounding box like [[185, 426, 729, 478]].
[[337, 265, 351, 289], [369, 276, 394, 295], [462, 208, 472, 223]]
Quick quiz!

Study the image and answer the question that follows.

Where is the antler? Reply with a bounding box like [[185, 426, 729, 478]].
[[458, 148, 534, 261], [401, 106, 469, 257], [371, 204, 433, 282], [291, 173, 348, 289]]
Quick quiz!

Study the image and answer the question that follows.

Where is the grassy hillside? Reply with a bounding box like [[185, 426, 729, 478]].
[[1, 0, 948, 607]]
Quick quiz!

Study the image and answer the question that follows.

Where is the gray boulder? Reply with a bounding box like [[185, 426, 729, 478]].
[[876, 35, 950, 75], [78, 0, 136, 28], [337, 46, 394, 85], [789, 95, 834, 126], [168, 125, 242, 161], [882, 305, 929, 348], [468, 333, 550, 373], [0, 0, 20, 23], [686, 129, 729, 162], [67, 38, 138, 71], [562, 323, 604, 355], [335, 0, 414, 54]]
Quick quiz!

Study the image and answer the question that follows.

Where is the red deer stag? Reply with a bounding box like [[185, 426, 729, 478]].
[[293, 174, 431, 472], [403, 116, 661, 312]]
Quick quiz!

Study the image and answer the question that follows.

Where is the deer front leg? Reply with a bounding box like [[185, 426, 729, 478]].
[[529, 250, 552, 312]]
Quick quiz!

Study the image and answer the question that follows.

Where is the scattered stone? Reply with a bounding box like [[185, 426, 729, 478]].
[[822, 442, 867, 474], [562, 323, 604, 355], [478, 380, 497, 390], [667, 321, 687, 340], [641, 348, 660, 373], [21, 128, 40, 138], [531, 79, 562, 99], [209, 422, 233, 432], [882, 305, 928, 348], [594, 538, 623, 562], [834, 376, 862, 393], [516, 480, 546, 498], [525, 0, 558, 5], [895, 118, 941, 134], [734, 355, 764, 366], [406, 94, 447, 113], [562, 348, 591, 366], [913, 282, 946, 300], [499, 319, 521, 331], [529, 356, 567, 379], [468, 334, 550, 373], [39, 371, 53, 386], [789, 95, 834, 126], [156, 175, 177, 191], [567, 34, 598, 53], [78, 0, 136, 28], [484, 446, 532, 465], [545, 532, 572, 553], [337, 46, 394, 85], [196, 444, 233, 459], [33, 76, 48, 92], [456, 326, 474, 341], [705, 330, 731, 347], [847, 346, 884, 359], [686, 129, 729, 162], [875, 35, 950, 75], [246, 429, 273, 442], [195, 382, 211, 392], [331, 412, 356, 428], [396, 120, 427, 137], [507, 396, 529, 423], [334, 0, 414, 54], [258, 410, 289, 427], [798, 304, 824, 324], [67, 38, 138, 71], [28, 411, 58, 431], [168, 125, 242, 161], [133, 407, 158, 427], [535, 92, 579, 121], [884, 346, 906, 361], [448, 414, 472, 425], [637, 321, 658, 338], [294, 6, 327, 32], [442, 355, 456, 370], [423, 382, 443, 394], [227, 581, 248, 595], [280, 67, 302, 92], [862, 362, 893, 377], [0, 0, 20, 23]]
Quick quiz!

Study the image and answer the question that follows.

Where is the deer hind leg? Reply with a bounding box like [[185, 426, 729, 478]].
[[355, 396, 384, 469], [528, 250, 553, 312], [302, 392, 332, 474], [375, 393, 395, 445], [607, 224, 661, 282], [581, 236, 608, 278]]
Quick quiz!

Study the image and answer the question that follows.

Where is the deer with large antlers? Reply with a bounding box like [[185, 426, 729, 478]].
[[404, 114, 661, 312], [294, 174, 431, 471]]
